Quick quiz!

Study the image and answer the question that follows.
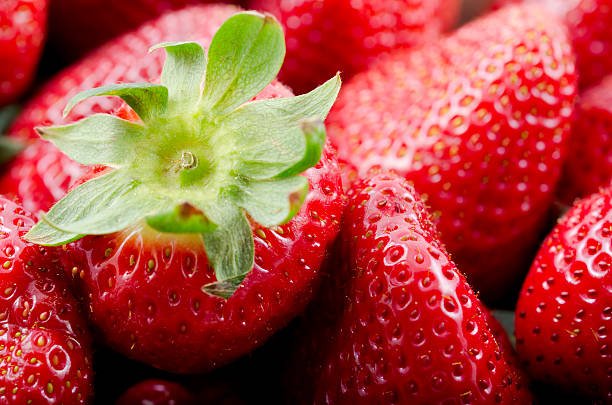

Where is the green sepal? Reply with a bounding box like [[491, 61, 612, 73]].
[[274, 119, 326, 179], [201, 12, 285, 116], [201, 202, 254, 298], [36, 114, 146, 167], [232, 175, 309, 227], [146, 202, 217, 234], [223, 74, 341, 180], [150, 42, 206, 113], [202, 274, 247, 299], [24, 171, 168, 246], [63, 83, 168, 123]]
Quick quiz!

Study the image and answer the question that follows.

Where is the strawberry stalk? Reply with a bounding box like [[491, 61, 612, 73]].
[[24, 11, 341, 299]]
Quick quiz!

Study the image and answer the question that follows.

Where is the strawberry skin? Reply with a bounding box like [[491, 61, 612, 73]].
[[559, 74, 612, 203], [327, 4, 577, 302], [2, 4, 242, 214], [515, 186, 612, 401], [249, 0, 460, 94], [490, 0, 612, 88], [290, 171, 533, 404], [0, 0, 47, 106], [0, 197, 92, 404], [62, 145, 344, 373], [0, 140, 86, 213]]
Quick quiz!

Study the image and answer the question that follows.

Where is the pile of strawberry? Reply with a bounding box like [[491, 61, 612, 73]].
[[2, 0, 612, 404]]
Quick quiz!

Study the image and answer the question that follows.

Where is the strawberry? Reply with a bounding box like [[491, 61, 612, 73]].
[[0, 196, 93, 404], [490, 0, 612, 88], [2, 4, 244, 214], [0, 0, 47, 106], [115, 379, 195, 405], [558, 74, 612, 203], [47, 0, 240, 61], [24, 12, 345, 374], [0, 140, 86, 213], [289, 171, 533, 404], [515, 185, 612, 402], [249, 0, 460, 94], [327, 4, 577, 303]]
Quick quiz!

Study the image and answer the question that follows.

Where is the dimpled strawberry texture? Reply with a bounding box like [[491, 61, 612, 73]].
[[515, 186, 612, 401], [0, 197, 92, 404], [558, 75, 612, 203], [249, 0, 460, 94], [290, 172, 533, 404], [62, 142, 345, 373], [327, 4, 577, 302], [0, 0, 47, 106], [491, 0, 612, 88]]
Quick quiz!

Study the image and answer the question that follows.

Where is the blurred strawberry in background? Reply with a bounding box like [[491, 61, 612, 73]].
[[249, 0, 460, 93], [0, 0, 47, 106], [490, 0, 612, 88]]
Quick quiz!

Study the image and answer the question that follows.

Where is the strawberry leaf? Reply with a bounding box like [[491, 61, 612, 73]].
[[63, 83, 168, 123], [25, 171, 168, 245], [150, 42, 206, 113], [201, 201, 254, 298], [36, 114, 146, 167], [223, 75, 341, 180], [201, 12, 285, 116]]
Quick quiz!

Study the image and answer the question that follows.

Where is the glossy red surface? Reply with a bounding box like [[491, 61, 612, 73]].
[[516, 186, 612, 401], [327, 4, 577, 302], [0, 197, 92, 404], [290, 172, 533, 404]]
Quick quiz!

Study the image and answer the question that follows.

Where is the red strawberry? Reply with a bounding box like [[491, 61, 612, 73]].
[[327, 4, 577, 303], [490, 0, 612, 88], [2, 4, 244, 214], [25, 12, 345, 374], [0, 0, 47, 106], [115, 380, 195, 405], [515, 186, 612, 401], [289, 171, 533, 404], [249, 0, 460, 94], [48, 0, 241, 61], [0, 140, 86, 213], [0, 197, 93, 404], [559, 74, 612, 203]]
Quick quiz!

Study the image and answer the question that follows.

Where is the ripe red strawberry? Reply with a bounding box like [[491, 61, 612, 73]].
[[0, 0, 47, 106], [327, 4, 577, 303], [249, 0, 460, 94], [0, 140, 86, 213], [515, 185, 612, 401], [490, 0, 612, 88], [115, 380, 195, 405], [558, 74, 612, 203], [0, 197, 93, 404], [47, 0, 240, 61], [2, 4, 244, 214], [289, 171, 533, 404], [25, 12, 345, 374]]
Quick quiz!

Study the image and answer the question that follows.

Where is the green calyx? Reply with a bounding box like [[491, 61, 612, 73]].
[[24, 11, 341, 299]]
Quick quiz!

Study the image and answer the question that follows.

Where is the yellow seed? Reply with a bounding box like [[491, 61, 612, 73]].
[[2, 261, 10, 269], [46, 383, 54, 394], [27, 374, 35, 384]]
